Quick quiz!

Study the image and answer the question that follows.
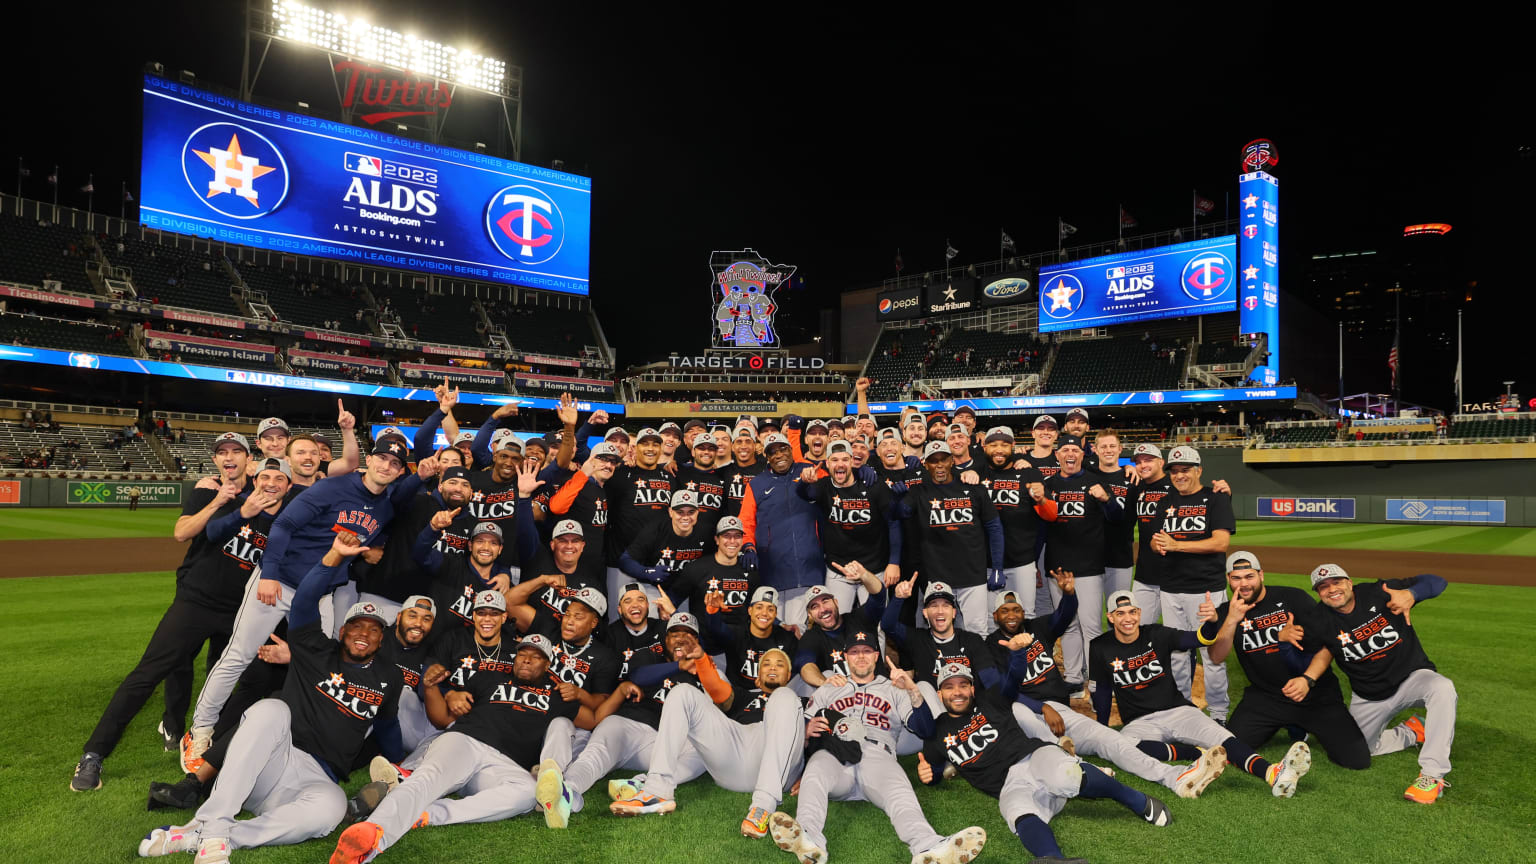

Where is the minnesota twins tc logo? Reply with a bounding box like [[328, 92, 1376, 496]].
[[486, 185, 565, 264], [181, 123, 289, 219], [1181, 250, 1233, 301]]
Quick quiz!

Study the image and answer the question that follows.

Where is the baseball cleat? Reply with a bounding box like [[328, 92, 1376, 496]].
[[330, 821, 382, 864], [741, 805, 771, 838], [769, 812, 826, 864], [536, 762, 573, 829], [149, 773, 206, 810], [1269, 741, 1311, 798], [1402, 715, 1426, 746], [180, 728, 212, 774], [1173, 745, 1226, 799], [1141, 795, 1173, 827], [194, 836, 230, 864], [70, 753, 103, 792], [157, 721, 180, 752], [412, 812, 430, 829], [347, 781, 390, 823], [609, 790, 676, 816], [1027, 858, 1089, 863], [607, 775, 642, 800], [369, 755, 410, 790], [1057, 736, 1076, 757], [912, 826, 987, 864], [1404, 774, 1449, 804], [138, 820, 201, 857]]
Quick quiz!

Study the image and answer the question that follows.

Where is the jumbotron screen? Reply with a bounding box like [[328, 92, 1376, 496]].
[[1037, 235, 1237, 332], [138, 75, 592, 294]]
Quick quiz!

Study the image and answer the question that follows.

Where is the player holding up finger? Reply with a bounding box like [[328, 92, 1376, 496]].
[[1197, 553, 1370, 769]]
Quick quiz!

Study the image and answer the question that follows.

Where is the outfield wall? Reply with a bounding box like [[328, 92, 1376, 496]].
[[0, 477, 188, 507], [1204, 450, 1536, 526]]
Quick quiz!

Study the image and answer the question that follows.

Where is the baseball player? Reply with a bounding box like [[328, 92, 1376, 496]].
[[331, 630, 584, 863], [510, 583, 620, 763], [991, 580, 1228, 800], [702, 582, 799, 695], [900, 412, 929, 460], [181, 438, 423, 772], [1303, 564, 1455, 802], [882, 579, 999, 692], [619, 489, 712, 605], [668, 514, 760, 653], [673, 433, 729, 532], [797, 439, 903, 611], [1060, 408, 1097, 470], [1127, 443, 1174, 618], [532, 612, 714, 828], [977, 426, 1048, 614], [872, 426, 925, 490], [546, 442, 623, 589], [138, 534, 404, 863], [1090, 431, 1136, 599], [503, 520, 606, 639], [893, 441, 1005, 636], [1197, 553, 1370, 769], [738, 432, 825, 630], [768, 632, 986, 864], [1147, 445, 1234, 722], [603, 427, 676, 617], [607, 646, 807, 836], [1090, 590, 1311, 797], [71, 440, 278, 791], [1034, 434, 1123, 690], [794, 568, 889, 686], [608, 582, 670, 679], [722, 422, 766, 518], [916, 662, 1170, 863]]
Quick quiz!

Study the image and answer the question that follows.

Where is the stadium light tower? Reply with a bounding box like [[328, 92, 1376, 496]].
[[242, 0, 523, 158]]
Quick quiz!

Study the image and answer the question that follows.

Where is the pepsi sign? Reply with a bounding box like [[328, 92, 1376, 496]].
[[140, 75, 592, 294], [876, 286, 922, 320], [1257, 497, 1355, 520], [1037, 235, 1238, 333]]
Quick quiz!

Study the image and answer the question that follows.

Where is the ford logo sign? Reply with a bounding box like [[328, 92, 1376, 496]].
[[984, 277, 1029, 300]]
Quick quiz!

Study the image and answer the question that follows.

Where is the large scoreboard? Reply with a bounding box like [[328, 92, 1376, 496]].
[[1037, 235, 1238, 333]]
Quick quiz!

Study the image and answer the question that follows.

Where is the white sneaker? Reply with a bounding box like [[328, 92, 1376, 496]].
[[911, 826, 987, 864], [138, 821, 201, 857], [769, 812, 826, 864], [194, 836, 230, 864], [1270, 741, 1311, 798], [1173, 745, 1227, 799]]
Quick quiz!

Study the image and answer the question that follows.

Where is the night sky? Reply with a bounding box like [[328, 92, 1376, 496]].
[[5, 3, 1526, 411]]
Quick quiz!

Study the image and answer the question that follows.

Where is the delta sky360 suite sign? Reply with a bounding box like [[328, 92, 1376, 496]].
[[139, 75, 592, 294]]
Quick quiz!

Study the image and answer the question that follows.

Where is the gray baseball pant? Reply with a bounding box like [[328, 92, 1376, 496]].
[[645, 686, 805, 812], [1120, 705, 1230, 750], [367, 731, 537, 853], [1011, 702, 1184, 790], [396, 688, 437, 754], [796, 745, 945, 856], [192, 566, 333, 730], [1000, 563, 1040, 616], [779, 586, 815, 636], [1104, 566, 1133, 600], [1051, 573, 1104, 686], [998, 746, 1080, 828], [1131, 582, 1163, 624], [193, 699, 345, 849], [1160, 590, 1229, 721], [1348, 668, 1456, 778], [539, 717, 592, 770], [955, 585, 990, 637], [563, 714, 704, 813], [1032, 547, 1054, 622]]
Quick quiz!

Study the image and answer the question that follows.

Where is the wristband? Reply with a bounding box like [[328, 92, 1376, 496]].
[[1302, 675, 1316, 687]]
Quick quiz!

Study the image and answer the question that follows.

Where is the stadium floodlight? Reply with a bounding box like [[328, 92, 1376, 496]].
[[266, 0, 511, 97]]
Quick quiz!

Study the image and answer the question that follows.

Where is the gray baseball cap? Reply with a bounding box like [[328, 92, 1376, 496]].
[[923, 581, 957, 606], [670, 489, 700, 510], [921, 440, 951, 460], [1065, 408, 1089, 422], [473, 590, 506, 612], [344, 600, 390, 628], [1227, 551, 1262, 573], [984, 426, 1015, 444], [211, 431, 251, 454], [552, 519, 584, 539], [453, 430, 477, 444], [636, 427, 664, 444], [715, 515, 746, 535], [472, 522, 503, 542], [1106, 590, 1138, 614], [401, 595, 437, 616], [254, 457, 292, 481], [805, 418, 829, 432], [826, 440, 852, 456], [591, 441, 623, 461], [1166, 445, 1201, 466], [667, 611, 700, 634], [1133, 443, 1163, 459], [992, 590, 1023, 612], [568, 586, 608, 618], [516, 633, 555, 662], [750, 585, 780, 607], [761, 432, 790, 450], [256, 417, 289, 437], [1032, 415, 1058, 429], [937, 661, 973, 685], [1310, 563, 1350, 589]]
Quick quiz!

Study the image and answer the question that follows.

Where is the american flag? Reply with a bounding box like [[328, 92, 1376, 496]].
[[1388, 337, 1400, 389]]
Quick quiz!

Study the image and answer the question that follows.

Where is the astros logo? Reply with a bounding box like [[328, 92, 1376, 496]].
[[1181, 250, 1233, 301], [486, 184, 565, 265], [181, 123, 289, 219], [1041, 273, 1084, 319]]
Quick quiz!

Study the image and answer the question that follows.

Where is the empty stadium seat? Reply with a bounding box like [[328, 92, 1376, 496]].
[[1046, 337, 1184, 393], [0, 213, 95, 294]]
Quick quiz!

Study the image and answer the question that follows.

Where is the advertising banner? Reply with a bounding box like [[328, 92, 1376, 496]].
[[925, 275, 977, 315], [1257, 497, 1356, 520], [1238, 169, 1280, 386], [980, 272, 1033, 306], [1038, 235, 1238, 332], [1386, 499, 1506, 524], [855, 385, 1296, 415], [514, 372, 613, 395], [67, 481, 183, 505], [876, 286, 923, 321], [144, 329, 276, 364], [709, 249, 795, 349], [400, 361, 504, 386]]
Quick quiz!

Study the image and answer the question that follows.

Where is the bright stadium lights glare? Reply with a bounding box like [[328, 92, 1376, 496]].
[[268, 0, 510, 96]]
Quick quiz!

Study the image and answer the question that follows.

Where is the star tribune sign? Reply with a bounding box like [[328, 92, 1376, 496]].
[[180, 123, 289, 219]]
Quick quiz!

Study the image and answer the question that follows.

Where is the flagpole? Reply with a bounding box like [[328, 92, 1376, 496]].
[[86, 174, 94, 213], [120, 181, 126, 221], [1393, 286, 1402, 414], [1455, 309, 1463, 413], [1338, 320, 1344, 417], [1117, 203, 1122, 242], [15, 157, 20, 196], [1191, 189, 1197, 235], [51, 165, 58, 208]]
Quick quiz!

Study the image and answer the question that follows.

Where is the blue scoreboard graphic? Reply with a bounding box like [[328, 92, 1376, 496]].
[[1238, 170, 1280, 386], [1037, 235, 1238, 333], [139, 75, 592, 294]]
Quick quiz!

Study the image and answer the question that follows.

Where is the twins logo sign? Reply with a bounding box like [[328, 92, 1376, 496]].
[[182, 123, 289, 219], [1181, 249, 1234, 301], [486, 185, 566, 264]]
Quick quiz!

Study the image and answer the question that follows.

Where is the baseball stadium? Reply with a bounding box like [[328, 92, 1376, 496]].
[[0, 4, 1528, 864]]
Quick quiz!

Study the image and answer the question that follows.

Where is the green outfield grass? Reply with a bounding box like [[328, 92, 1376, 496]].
[[0, 507, 180, 540], [1234, 520, 1536, 556], [1, 570, 1531, 864]]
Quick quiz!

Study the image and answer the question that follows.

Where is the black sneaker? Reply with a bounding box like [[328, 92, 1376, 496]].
[[157, 721, 181, 752], [149, 773, 206, 809], [347, 781, 390, 823], [1141, 795, 1172, 827], [71, 753, 103, 792]]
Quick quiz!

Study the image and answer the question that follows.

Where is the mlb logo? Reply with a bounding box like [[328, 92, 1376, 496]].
[[1107, 267, 1125, 279], [344, 153, 383, 175]]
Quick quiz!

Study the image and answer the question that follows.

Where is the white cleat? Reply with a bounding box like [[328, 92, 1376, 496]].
[[769, 812, 827, 864], [912, 826, 987, 864], [1271, 741, 1311, 798], [1173, 745, 1227, 799], [138, 821, 201, 857]]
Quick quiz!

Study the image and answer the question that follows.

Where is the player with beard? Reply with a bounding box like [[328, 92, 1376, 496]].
[[669, 515, 760, 654], [672, 435, 728, 533], [658, 422, 684, 465], [944, 423, 978, 473], [799, 418, 833, 466], [873, 427, 925, 491], [914, 663, 1168, 864], [604, 428, 675, 615], [883, 579, 998, 691], [722, 422, 765, 518], [900, 413, 929, 460], [1035, 434, 1124, 694], [608, 583, 670, 679], [511, 585, 620, 767], [702, 582, 799, 695], [794, 570, 889, 686], [283, 435, 329, 490], [1196, 554, 1370, 770], [416, 518, 517, 635], [350, 459, 474, 624], [797, 440, 902, 611], [978, 426, 1048, 614], [1061, 408, 1098, 471], [846, 431, 872, 470], [140, 534, 404, 862], [738, 433, 824, 631], [892, 441, 1004, 637], [466, 434, 526, 571], [547, 442, 623, 586], [620, 489, 712, 608], [1091, 431, 1136, 601]]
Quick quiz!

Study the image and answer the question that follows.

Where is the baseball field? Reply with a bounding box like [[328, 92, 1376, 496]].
[[1, 509, 1532, 863]]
